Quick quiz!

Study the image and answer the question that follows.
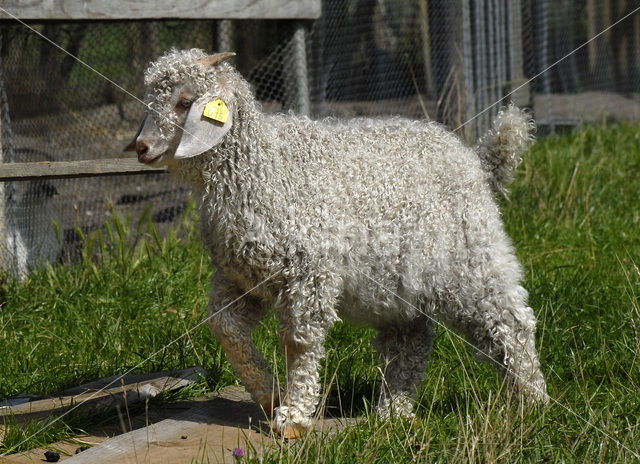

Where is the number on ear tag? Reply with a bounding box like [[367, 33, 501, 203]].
[[203, 99, 229, 124]]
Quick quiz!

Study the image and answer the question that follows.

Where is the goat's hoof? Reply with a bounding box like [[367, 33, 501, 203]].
[[275, 422, 307, 439], [272, 405, 309, 439]]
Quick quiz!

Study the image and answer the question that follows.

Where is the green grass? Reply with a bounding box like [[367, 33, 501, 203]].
[[1, 122, 640, 461]]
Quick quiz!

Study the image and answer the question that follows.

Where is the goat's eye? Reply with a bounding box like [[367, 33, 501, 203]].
[[179, 98, 193, 108]]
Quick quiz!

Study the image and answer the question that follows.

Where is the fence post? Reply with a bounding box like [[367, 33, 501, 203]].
[[217, 19, 233, 52], [291, 22, 311, 116], [535, 0, 553, 131], [419, 0, 434, 98], [461, 0, 475, 138], [0, 35, 26, 276], [508, 0, 528, 107], [0, 38, 5, 273]]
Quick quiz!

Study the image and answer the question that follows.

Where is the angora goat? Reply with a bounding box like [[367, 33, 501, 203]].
[[125, 49, 547, 438]]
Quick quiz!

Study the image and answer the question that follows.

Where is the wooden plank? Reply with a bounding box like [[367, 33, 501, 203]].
[[64, 387, 354, 464], [1, 386, 354, 463], [0, 0, 321, 20], [0, 158, 166, 182], [0, 367, 207, 425], [63, 388, 267, 464]]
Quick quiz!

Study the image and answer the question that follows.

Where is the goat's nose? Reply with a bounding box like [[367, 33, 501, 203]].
[[136, 140, 149, 157]]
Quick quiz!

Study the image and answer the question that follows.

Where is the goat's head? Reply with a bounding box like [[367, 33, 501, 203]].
[[124, 49, 236, 166]]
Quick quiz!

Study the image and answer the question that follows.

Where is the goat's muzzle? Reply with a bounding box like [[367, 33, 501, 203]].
[[123, 115, 168, 165]]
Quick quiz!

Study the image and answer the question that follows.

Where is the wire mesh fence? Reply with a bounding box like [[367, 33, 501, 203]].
[[0, 0, 638, 276], [527, 0, 640, 129]]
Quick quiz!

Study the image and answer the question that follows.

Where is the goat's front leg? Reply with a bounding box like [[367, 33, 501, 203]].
[[207, 273, 279, 414], [273, 272, 340, 438]]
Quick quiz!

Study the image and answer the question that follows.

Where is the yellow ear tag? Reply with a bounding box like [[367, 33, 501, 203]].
[[203, 99, 229, 124]]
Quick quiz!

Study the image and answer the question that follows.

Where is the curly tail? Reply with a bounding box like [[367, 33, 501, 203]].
[[475, 104, 535, 195]]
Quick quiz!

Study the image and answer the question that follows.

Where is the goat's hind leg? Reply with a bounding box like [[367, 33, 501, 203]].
[[452, 281, 548, 404], [374, 317, 435, 419], [207, 275, 279, 415]]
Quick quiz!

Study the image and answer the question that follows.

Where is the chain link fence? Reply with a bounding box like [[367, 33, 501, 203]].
[[0, 0, 638, 276]]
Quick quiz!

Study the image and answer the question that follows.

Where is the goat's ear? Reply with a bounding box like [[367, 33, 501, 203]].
[[197, 52, 236, 68], [174, 93, 233, 159]]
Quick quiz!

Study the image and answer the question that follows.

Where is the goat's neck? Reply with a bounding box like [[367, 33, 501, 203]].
[[185, 108, 275, 217]]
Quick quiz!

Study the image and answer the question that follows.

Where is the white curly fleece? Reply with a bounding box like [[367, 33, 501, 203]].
[[141, 49, 548, 434]]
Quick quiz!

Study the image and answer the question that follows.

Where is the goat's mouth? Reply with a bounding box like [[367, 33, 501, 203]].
[[136, 140, 170, 165], [138, 150, 166, 166]]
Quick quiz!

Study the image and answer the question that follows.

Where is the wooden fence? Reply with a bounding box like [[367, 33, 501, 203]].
[[0, 159, 165, 182]]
